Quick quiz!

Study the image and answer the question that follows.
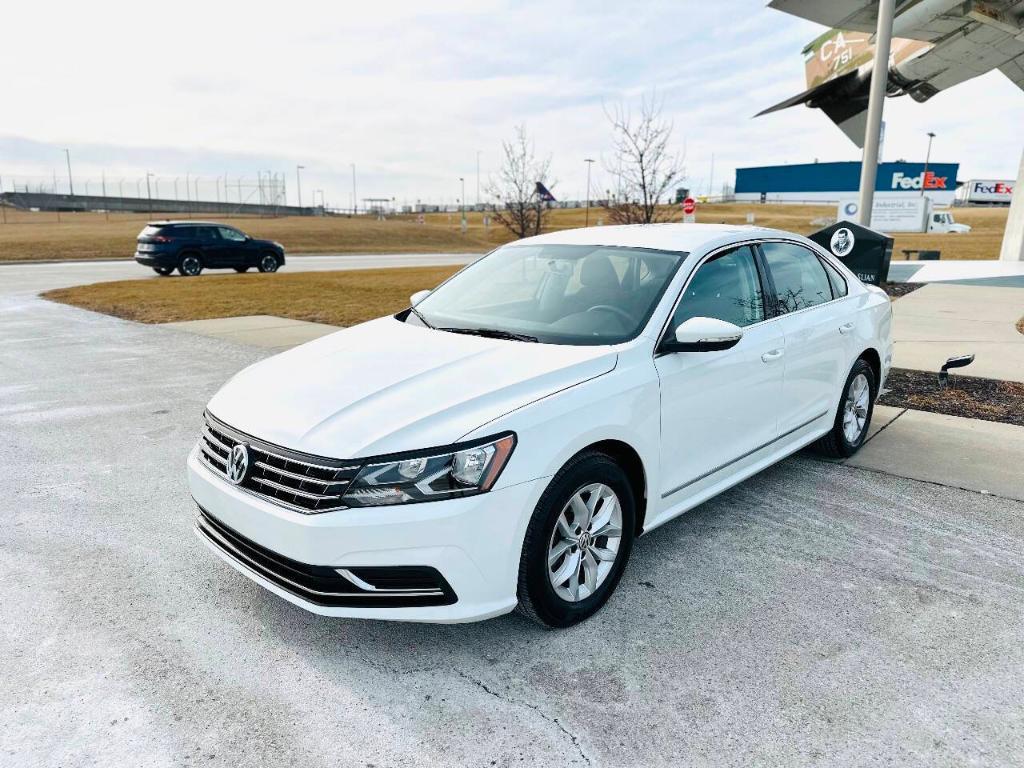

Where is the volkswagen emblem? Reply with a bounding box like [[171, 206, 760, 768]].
[[227, 443, 249, 485]]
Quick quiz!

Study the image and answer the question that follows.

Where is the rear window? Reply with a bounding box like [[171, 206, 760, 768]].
[[139, 226, 165, 238]]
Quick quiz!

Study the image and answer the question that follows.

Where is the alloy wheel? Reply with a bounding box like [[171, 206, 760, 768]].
[[547, 483, 623, 602], [182, 256, 201, 276], [842, 372, 870, 443], [260, 255, 278, 272]]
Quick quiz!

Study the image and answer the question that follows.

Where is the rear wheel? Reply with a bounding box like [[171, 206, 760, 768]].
[[257, 253, 280, 273], [177, 253, 203, 277], [233, 266, 250, 273], [152, 266, 174, 276], [813, 358, 876, 458], [516, 452, 635, 628]]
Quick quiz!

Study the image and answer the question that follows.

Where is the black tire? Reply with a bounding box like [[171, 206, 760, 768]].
[[177, 252, 203, 277], [813, 358, 877, 458], [234, 266, 250, 273], [152, 266, 174, 276], [516, 451, 636, 628], [257, 253, 280, 273]]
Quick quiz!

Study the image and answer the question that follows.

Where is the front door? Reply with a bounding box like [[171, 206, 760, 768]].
[[215, 226, 250, 267], [654, 245, 785, 503]]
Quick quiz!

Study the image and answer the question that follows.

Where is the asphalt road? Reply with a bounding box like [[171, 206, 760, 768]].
[[3, 261, 1024, 767]]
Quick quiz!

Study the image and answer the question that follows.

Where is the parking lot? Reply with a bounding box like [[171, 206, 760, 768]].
[[4, 261, 1024, 767]]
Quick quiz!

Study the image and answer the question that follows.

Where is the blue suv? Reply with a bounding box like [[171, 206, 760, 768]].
[[135, 221, 286, 276]]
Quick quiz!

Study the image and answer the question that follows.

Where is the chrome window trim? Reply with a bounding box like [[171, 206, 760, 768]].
[[653, 236, 856, 355]]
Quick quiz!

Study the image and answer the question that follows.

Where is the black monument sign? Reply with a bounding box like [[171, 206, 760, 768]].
[[808, 220, 893, 286]]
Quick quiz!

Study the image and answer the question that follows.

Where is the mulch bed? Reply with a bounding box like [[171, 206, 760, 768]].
[[882, 282, 924, 300], [879, 368, 1024, 427]]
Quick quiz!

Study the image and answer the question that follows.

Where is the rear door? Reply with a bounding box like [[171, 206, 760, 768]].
[[758, 240, 856, 436]]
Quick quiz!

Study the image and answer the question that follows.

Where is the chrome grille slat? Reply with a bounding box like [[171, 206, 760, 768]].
[[197, 413, 359, 514], [252, 460, 345, 488], [249, 475, 343, 501]]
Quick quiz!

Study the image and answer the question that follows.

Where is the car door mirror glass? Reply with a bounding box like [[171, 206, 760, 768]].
[[664, 317, 743, 353]]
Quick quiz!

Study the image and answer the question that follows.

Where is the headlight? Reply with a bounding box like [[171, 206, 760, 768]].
[[341, 433, 516, 507]]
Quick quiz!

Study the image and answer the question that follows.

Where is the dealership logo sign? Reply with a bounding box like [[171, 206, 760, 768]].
[[891, 171, 947, 190], [830, 227, 855, 258]]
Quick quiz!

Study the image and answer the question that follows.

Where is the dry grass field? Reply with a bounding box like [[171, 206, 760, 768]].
[[1, 202, 1008, 262], [42, 266, 461, 326]]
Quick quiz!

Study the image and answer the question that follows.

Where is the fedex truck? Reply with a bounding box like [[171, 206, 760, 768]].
[[956, 179, 1015, 206], [838, 197, 970, 234]]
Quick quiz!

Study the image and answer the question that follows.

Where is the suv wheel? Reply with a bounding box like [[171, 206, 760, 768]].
[[233, 266, 250, 273], [258, 253, 280, 273], [813, 358, 876, 458], [152, 266, 174, 276], [517, 452, 635, 628], [177, 253, 203, 277]]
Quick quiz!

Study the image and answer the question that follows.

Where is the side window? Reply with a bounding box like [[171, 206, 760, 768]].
[[218, 227, 246, 242], [174, 226, 194, 239], [761, 242, 833, 314], [195, 226, 218, 240], [670, 246, 765, 330], [818, 256, 848, 298]]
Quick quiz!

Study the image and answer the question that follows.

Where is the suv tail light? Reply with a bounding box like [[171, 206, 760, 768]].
[[151, 235, 172, 243]]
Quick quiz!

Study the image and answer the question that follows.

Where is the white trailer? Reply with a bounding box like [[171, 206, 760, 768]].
[[838, 196, 970, 233], [956, 179, 1015, 205]]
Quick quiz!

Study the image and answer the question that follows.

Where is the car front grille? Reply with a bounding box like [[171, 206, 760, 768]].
[[198, 411, 359, 514], [195, 508, 457, 607]]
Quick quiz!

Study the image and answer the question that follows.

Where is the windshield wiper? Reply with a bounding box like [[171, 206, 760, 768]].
[[438, 327, 539, 343]]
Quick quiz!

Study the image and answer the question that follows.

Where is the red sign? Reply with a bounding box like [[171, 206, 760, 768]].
[[682, 197, 696, 215]]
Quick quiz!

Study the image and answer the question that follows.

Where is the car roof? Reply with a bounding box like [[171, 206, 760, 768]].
[[146, 220, 240, 227], [513, 223, 797, 253]]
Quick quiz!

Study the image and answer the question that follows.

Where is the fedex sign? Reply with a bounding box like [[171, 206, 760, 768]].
[[891, 170, 947, 190]]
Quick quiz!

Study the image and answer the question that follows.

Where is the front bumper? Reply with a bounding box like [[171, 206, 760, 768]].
[[187, 446, 544, 622]]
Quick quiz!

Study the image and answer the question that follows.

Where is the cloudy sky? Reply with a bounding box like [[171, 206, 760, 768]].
[[3, 0, 1022, 208]]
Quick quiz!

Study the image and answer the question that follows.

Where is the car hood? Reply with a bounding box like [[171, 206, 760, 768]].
[[207, 316, 617, 458]]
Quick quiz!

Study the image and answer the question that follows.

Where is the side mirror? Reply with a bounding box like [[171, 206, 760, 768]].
[[410, 289, 431, 306], [662, 317, 743, 353]]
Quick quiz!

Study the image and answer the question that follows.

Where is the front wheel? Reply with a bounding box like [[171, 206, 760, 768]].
[[152, 266, 174, 276], [813, 358, 876, 458], [257, 253, 280, 273], [517, 452, 635, 628]]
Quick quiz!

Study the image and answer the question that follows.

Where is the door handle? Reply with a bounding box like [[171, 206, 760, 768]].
[[839, 322, 855, 335], [761, 349, 784, 363]]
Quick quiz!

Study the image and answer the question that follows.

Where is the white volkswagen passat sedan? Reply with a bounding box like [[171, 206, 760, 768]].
[[188, 224, 892, 628]]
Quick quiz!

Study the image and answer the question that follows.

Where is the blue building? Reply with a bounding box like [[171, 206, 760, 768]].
[[734, 161, 960, 205]]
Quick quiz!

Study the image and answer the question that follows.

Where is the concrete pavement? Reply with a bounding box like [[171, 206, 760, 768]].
[[5, 293, 1024, 767], [892, 282, 1024, 382], [842, 405, 1024, 502], [162, 315, 339, 351]]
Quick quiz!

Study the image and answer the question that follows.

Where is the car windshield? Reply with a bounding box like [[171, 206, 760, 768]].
[[408, 243, 687, 345]]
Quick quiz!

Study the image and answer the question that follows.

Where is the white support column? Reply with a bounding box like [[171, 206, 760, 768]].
[[856, 0, 896, 227], [999, 147, 1024, 262]]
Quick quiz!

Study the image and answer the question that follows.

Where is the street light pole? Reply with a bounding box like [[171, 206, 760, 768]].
[[476, 150, 481, 206], [146, 172, 154, 216], [584, 158, 595, 226], [920, 131, 936, 197], [459, 176, 466, 233], [856, 0, 896, 226], [351, 163, 357, 215], [295, 164, 305, 209], [63, 148, 74, 196]]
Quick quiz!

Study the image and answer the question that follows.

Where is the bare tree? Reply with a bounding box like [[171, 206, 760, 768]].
[[486, 125, 553, 238], [603, 95, 685, 224]]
